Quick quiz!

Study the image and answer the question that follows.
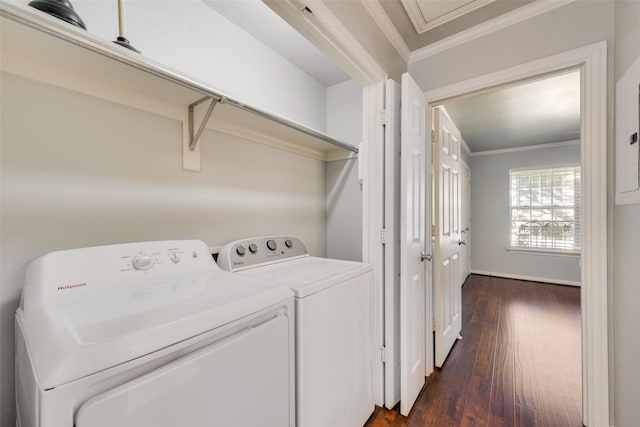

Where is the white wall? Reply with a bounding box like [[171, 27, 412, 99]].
[[0, 72, 327, 425], [69, 0, 328, 131], [325, 79, 363, 261], [613, 1, 640, 426], [470, 144, 581, 284]]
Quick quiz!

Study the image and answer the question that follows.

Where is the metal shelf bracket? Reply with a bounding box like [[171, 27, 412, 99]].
[[189, 96, 222, 151]]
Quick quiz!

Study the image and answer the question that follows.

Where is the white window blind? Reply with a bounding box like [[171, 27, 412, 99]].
[[510, 166, 581, 252]]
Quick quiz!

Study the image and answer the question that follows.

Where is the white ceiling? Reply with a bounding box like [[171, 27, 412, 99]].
[[443, 70, 581, 153], [201, 0, 350, 87]]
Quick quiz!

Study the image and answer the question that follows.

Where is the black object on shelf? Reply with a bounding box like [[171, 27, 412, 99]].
[[28, 0, 86, 30], [113, 36, 140, 53]]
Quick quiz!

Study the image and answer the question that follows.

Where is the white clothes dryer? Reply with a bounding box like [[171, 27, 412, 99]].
[[217, 236, 374, 427], [15, 240, 295, 427]]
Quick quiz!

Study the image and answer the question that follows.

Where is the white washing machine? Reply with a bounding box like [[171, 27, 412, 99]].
[[217, 236, 374, 427], [15, 240, 295, 427]]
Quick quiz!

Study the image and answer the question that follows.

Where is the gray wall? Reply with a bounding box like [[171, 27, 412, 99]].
[[325, 80, 363, 261], [409, 1, 614, 92], [613, 1, 640, 426], [470, 144, 581, 284], [409, 1, 616, 423], [0, 73, 327, 425]]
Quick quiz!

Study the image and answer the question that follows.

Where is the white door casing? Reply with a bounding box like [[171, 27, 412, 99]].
[[383, 79, 402, 408], [433, 106, 463, 368], [399, 72, 430, 416]]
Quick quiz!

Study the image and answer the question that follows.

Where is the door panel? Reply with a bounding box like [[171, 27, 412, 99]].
[[434, 106, 462, 368], [400, 73, 430, 416]]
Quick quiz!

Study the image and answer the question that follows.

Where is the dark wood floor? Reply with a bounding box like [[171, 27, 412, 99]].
[[365, 274, 582, 427]]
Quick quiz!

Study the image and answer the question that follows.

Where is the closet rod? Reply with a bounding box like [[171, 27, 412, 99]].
[[1, 3, 359, 154]]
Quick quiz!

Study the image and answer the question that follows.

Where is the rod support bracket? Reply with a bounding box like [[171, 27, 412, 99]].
[[188, 96, 220, 151]]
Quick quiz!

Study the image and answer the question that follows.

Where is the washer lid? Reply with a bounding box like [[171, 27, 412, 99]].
[[17, 240, 292, 389], [240, 257, 372, 298]]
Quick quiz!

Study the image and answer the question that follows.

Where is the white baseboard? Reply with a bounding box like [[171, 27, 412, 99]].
[[470, 270, 581, 287]]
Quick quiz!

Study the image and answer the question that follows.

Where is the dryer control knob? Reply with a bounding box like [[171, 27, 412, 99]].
[[236, 246, 246, 256], [169, 252, 181, 264], [266, 239, 277, 251], [284, 239, 293, 248], [248, 243, 258, 253], [132, 254, 154, 270]]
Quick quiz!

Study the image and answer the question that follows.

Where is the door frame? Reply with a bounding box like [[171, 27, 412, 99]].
[[423, 41, 608, 426]]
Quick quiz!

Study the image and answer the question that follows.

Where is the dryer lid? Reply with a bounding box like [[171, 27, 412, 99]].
[[17, 240, 292, 389]]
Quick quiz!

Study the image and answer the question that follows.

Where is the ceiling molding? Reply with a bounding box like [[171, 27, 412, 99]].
[[469, 139, 580, 157], [401, 0, 495, 34], [361, 0, 410, 63], [409, 0, 576, 63], [264, 0, 387, 85]]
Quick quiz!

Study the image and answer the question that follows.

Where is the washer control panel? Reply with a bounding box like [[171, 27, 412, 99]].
[[217, 236, 308, 272], [118, 245, 199, 274]]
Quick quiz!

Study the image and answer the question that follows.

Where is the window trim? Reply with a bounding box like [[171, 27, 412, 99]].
[[506, 247, 580, 257], [508, 164, 581, 254]]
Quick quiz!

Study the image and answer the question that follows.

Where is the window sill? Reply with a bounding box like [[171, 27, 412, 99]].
[[507, 248, 581, 257]]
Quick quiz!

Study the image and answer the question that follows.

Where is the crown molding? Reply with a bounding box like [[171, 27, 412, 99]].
[[469, 139, 580, 157], [409, 0, 576, 64], [361, 0, 410, 63]]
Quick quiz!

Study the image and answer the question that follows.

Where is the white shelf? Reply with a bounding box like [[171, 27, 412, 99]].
[[0, 2, 358, 165]]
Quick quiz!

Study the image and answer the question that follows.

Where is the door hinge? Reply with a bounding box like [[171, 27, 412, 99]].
[[380, 109, 389, 126], [431, 129, 435, 143], [380, 346, 388, 363], [380, 228, 387, 245], [432, 319, 438, 331]]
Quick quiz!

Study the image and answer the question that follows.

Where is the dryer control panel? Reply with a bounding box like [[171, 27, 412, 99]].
[[217, 236, 308, 272]]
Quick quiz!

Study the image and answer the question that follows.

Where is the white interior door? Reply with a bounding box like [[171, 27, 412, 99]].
[[433, 106, 463, 368], [460, 161, 471, 284], [383, 78, 402, 409], [399, 73, 430, 416]]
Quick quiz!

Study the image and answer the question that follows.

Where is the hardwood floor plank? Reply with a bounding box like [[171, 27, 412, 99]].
[[459, 374, 491, 427], [513, 337, 542, 410], [515, 405, 544, 427], [364, 275, 581, 427], [488, 397, 516, 427], [564, 396, 583, 427]]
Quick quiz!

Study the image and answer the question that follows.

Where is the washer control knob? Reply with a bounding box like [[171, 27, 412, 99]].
[[248, 243, 258, 253], [266, 239, 277, 251], [284, 239, 293, 248], [236, 246, 246, 256], [132, 254, 154, 270], [170, 252, 181, 264]]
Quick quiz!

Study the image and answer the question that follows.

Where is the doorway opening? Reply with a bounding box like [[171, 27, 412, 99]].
[[422, 43, 608, 426], [428, 68, 582, 424]]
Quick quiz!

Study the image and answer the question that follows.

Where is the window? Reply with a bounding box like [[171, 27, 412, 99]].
[[510, 166, 581, 253]]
